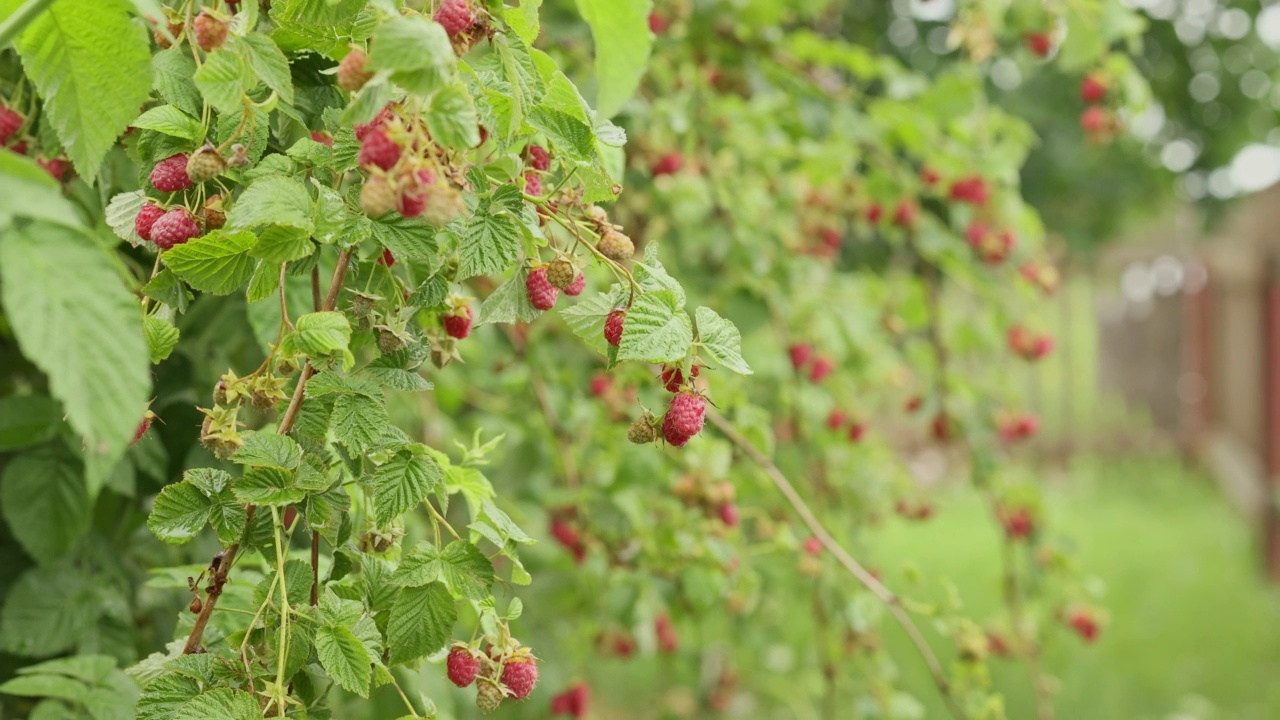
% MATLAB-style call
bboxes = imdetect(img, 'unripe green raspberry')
[598,229,634,261]
[627,412,658,444]
[546,258,576,289]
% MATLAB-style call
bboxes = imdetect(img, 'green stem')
[0,0,56,49]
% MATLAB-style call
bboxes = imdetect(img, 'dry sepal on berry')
[446,645,482,687]
[443,304,474,339]
[151,208,201,249]
[597,228,634,261]
[150,154,192,193]
[186,144,227,183]
[135,203,165,241]
[546,257,576,289]
[192,11,228,52]
[662,392,706,447]
[603,310,625,347]
[525,267,559,310]
[338,49,373,92]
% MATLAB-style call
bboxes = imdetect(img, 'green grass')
[880,455,1280,719]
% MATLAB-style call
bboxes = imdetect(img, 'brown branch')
[309,263,322,607]
[707,411,968,720]
[183,250,354,654]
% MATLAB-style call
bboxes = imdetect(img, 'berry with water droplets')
[501,656,538,700]
[526,267,559,310]
[528,144,551,171]
[135,203,165,241]
[443,304,473,339]
[434,0,473,37]
[338,49,373,92]
[563,272,585,296]
[151,208,201,249]
[604,310,625,347]
[151,154,192,193]
[546,258,576,289]
[447,646,481,687]
[192,12,228,52]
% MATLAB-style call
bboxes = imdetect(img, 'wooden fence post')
[1263,254,1280,580]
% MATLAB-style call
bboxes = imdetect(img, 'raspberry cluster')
[354,106,466,225]
[1007,325,1054,360]
[964,221,1015,265]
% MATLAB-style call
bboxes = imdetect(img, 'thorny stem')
[183,250,353,655]
[707,411,969,720]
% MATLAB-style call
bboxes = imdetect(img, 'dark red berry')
[717,502,739,527]
[353,107,393,141]
[37,157,67,182]
[663,392,705,445]
[588,374,611,397]
[434,0,473,37]
[652,152,683,177]
[528,144,550,172]
[848,422,867,442]
[525,267,559,310]
[443,305,473,339]
[563,272,585,296]
[524,172,543,197]
[150,208,201,249]
[1025,31,1053,57]
[151,154,192,193]
[446,646,481,687]
[359,128,401,171]
[655,615,678,653]
[788,343,813,370]
[648,12,669,34]
[135,203,165,241]
[948,176,989,206]
[378,248,395,267]
[809,357,834,383]
[0,107,22,144]
[192,12,228,52]
[501,656,538,700]
[1069,610,1100,643]
[604,310,625,347]
[826,410,846,430]
[1081,73,1108,104]
[893,200,917,228]
[550,683,590,718]
[866,202,883,224]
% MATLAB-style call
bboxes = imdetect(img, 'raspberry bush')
[0,0,1149,719]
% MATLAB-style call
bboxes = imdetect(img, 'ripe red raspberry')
[528,144,551,172]
[604,310,625,347]
[446,646,481,687]
[524,171,543,197]
[660,364,698,393]
[905,395,922,413]
[311,130,334,146]
[655,615,678,654]
[663,392,705,442]
[819,226,841,251]
[866,202,883,224]
[135,203,165,241]
[525,267,559,310]
[434,0,473,37]
[1025,31,1053,57]
[788,343,813,370]
[150,208,201,249]
[550,683,590,718]
[443,305,473,339]
[1018,413,1039,437]
[717,502,739,527]
[998,506,1034,541]
[1081,106,1112,134]
[500,656,538,700]
[1068,609,1100,643]
[359,128,401,171]
[150,154,192,193]
[588,373,611,397]
[563,272,585,296]
[808,356,834,383]
[550,515,581,552]
[921,166,940,186]
[803,536,823,556]
[931,413,953,441]
[948,176,989,206]
[192,12,228,52]
[826,410,846,430]
[848,422,867,442]
[648,12,669,34]
[338,49,373,92]
[353,107,394,141]
[0,107,21,144]
[377,248,395,267]
[1080,73,1108,104]
[39,157,68,182]
[652,152,683,177]
[892,199,917,229]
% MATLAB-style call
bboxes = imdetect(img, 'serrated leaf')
[233,467,303,506]
[315,625,371,698]
[142,270,192,313]
[560,287,624,354]
[505,0,542,45]
[573,0,651,118]
[253,559,313,609]
[372,451,443,525]
[228,176,315,233]
[232,433,303,470]
[172,688,263,720]
[368,14,454,96]
[162,230,257,295]
[144,317,180,364]
[0,224,149,480]
[427,82,480,150]
[476,267,539,325]
[369,214,438,258]
[362,366,433,393]
[408,273,449,310]
[131,105,203,141]
[16,0,152,180]
[147,482,212,544]
[250,226,315,264]
[1,448,89,564]
[135,672,201,720]
[0,567,94,657]
[194,49,254,113]
[330,392,387,453]
[634,246,685,307]
[246,260,279,303]
[234,34,294,105]
[152,49,202,118]
[185,468,233,495]
[616,291,692,363]
[386,582,456,664]
[209,492,247,544]
[105,191,148,247]
[694,306,752,374]
[528,106,596,162]
[279,311,351,361]
[458,205,521,279]
[0,153,82,228]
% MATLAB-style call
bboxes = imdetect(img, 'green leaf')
[504,0,542,45]
[16,0,152,179]
[694,306,752,375]
[616,291,692,363]
[253,559,313,608]
[0,566,94,657]
[147,482,212,544]
[228,176,315,233]
[0,675,87,703]
[141,270,193,313]
[0,396,61,451]
[560,287,623,354]
[427,82,480,150]
[105,191,147,247]
[135,672,201,720]
[330,392,388,453]
[279,311,351,361]
[130,105,203,142]
[634,246,685,307]
[573,0,651,118]
[372,451,444,525]
[194,49,254,113]
[144,317,180,364]
[233,467,303,506]
[0,223,149,477]
[185,468,233,495]
[408,273,450,310]
[438,541,495,600]
[209,491,247,544]
[386,582,456,664]
[0,153,81,227]
[476,267,538,325]
[249,226,315,264]
[528,106,596,163]
[233,433,303,470]
[315,625,371,698]
[172,688,263,720]
[234,34,295,105]
[152,48,202,118]
[163,230,257,295]
[458,203,521,279]
[368,14,454,96]
[369,215,438,259]
[269,0,371,59]
[1,449,88,564]
[362,363,432,393]
[20,655,117,683]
